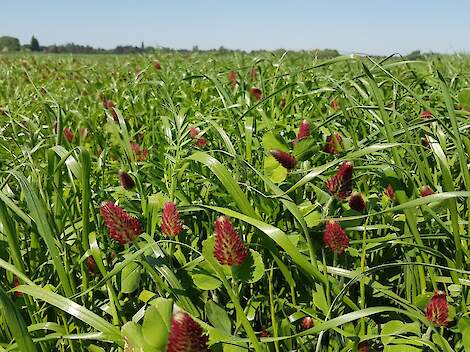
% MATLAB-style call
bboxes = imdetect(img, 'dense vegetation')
[0,52,470,351]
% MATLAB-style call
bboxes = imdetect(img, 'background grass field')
[1,52,470,351]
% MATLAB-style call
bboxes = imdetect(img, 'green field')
[1,52,470,351]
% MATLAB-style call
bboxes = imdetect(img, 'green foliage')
[0,36,20,51]
[0,52,469,351]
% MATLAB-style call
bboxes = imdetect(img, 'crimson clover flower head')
[270,149,297,170]
[166,312,209,352]
[213,216,248,266]
[293,119,311,145]
[100,201,142,245]
[63,127,74,142]
[425,290,448,326]
[301,316,314,330]
[324,133,344,154]
[161,201,183,237]
[384,184,395,200]
[420,185,434,197]
[86,255,97,275]
[118,170,135,190]
[325,161,353,199]
[420,110,433,119]
[349,192,366,212]
[358,341,369,352]
[323,221,349,254]
[250,87,262,101]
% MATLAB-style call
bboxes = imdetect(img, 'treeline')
[0,35,342,57]
[0,35,437,58]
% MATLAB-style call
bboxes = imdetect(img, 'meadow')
[0,52,470,351]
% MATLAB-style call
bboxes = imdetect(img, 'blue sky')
[2,1,469,55]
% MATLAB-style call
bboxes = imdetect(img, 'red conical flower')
[293,119,311,145]
[63,127,74,143]
[118,170,135,190]
[384,184,395,201]
[12,277,24,297]
[86,255,97,275]
[189,126,208,147]
[420,185,434,197]
[79,127,88,141]
[100,201,142,245]
[250,87,262,101]
[214,216,248,266]
[196,138,208,148]
[420,110,432,119]
[166,312,209,352]
[130,142,149,161]
[330,99,340,111]
[154,61,161,70]
[421,137,430,148]
[358,341,369,352]
[228,70,237,88]
[301,316,314,330]
[324,133,344,154]
[425,290,448,326]
[161,202,183,237]
[249,67,257,80]
[325,161,353,199]
[270,150,297,170]
[323,221,349,254]
[259,328,270,337]
[189,126,200,138]
[349,192,366,212]
[103,98,118,122]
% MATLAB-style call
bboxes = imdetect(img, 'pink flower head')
[196,138,208,148]
[118,170,135,190]
[100,201,142,245]
[301,317,314,330]
[325,161,353,199]
[249,67,257,80]
[63,127,74,143]
[103,99,115,110]
[425,290,448,326]
[228,70,237,88]
[130,142,149,161]
[161,202,183,237]
[79,127,88,141]
[323,221,349,254]
[293,119,311,145]
[330,100,340,111]
[214,216,248,266]
[358,341,369,352]
[324,133,344,154]
[166,312,209,352]
[86,255,97,275]
[270,150,297,170]
[384,184,395,200]
[189,126,200,138]
[349,192,366,212]
[421,110,433,119]
[103,99,118,122]
[12,277,24,297]
[250,87,262,101]
[420,185,434,197]
[154,61,161,70]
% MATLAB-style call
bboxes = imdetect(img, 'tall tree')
[30,36,40,52]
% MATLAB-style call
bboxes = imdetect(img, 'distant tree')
[0,36,20,52]
[192,45,199,52]
[406,50,423,60]
[30,36,40,52]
